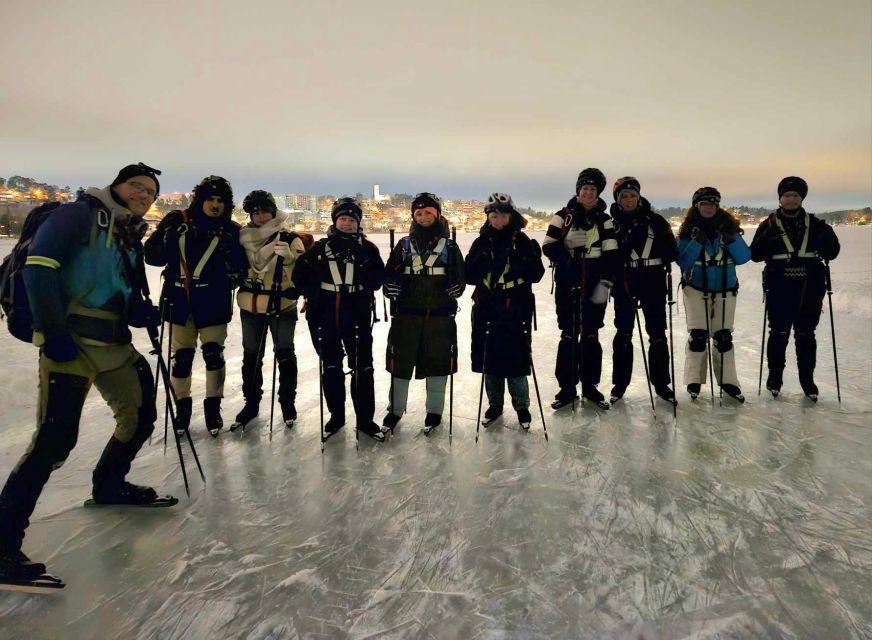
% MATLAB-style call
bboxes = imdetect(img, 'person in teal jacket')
[0,163,171,586]
[676,187,751,402]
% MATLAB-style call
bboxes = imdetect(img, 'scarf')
[239,211,290,279]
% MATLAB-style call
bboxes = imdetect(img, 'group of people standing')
[0,162,841,587]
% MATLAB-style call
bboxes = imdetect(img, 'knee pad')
[713,329,733,353]
[39,373,89,469]
[275,347,295,365]
[613,332,633,350]
[202,342,225,371]
[133,356,157,426]
[171,347,195,378]
[689,329,708,352]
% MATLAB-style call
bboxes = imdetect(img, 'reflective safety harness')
[321,243,364,292]
[693,240,733,269]
[771,213,814,260]
[566,223,602,258]
[175,211,222,302]
[402,236,447,275]
[627,223,662,267]
[483,238,526,291]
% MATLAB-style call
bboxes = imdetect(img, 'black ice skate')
[609,385,626,404]
[517,408,532,430]
[721,384,746,404]
[687,383,701,400]
[654,384,676,404]
[357,421,386,442]
[550,390,578,410]
[230,400,260,432]
[482,406,503,427]
[86,482,178,508]
[204,397,223,437]
[381,412,401,434]
[282,402,297,429]
[0,551,64,594]
[582,385,610,410]
[423,412,441,435]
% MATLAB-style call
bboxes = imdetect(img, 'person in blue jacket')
[676,187,751,402]
[0,163,170,584]
[144,176,248,436]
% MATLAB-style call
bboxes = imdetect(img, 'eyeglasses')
[126,180,157,199]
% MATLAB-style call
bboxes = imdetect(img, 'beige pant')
[683,287,739,387]
[38,341,147,443]
[169,318,228,398]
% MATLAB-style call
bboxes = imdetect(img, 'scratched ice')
[0,229,869,639]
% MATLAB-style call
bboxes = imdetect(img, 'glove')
[128,299,161,329]
[274,240,293,261]
[691,226,709,244]
[383,281,402,300]
[43,333,78,362]
[446,282,464,299]
[590,279,612,304]
[720,226,736,244]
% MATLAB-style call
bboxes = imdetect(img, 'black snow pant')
[611,268,670,390]
[554,286,607,397]
[765,276,825,392]
[0,345,155,555]
[308,316,375,426]
[240,308,298,410]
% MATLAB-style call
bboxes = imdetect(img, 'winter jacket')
[676,211,750,293]
[750,208,840,289]
[292,226,385,330]
[542,197,619,294]
[23,186,148,345]
[237,212,306,315]
[144,208,247,328]
[466,223,545,377]
[383,218,464,378]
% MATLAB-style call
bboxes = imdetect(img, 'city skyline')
[2,1,870,212]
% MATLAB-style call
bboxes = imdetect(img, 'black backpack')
[0,197,105,342]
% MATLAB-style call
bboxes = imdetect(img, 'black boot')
[517,408,532,430]
[232,400,260,431]
[687,383,701,400]
[0,549,46,581]
[175,397,193,435]
[277,348,298,427]
[204,397,223,437]
[423,412,441,434]
[357,421,386,442]
[654,384,676,404]
[609,385,626,404]
[281,401,297,428]
[551,389,578,410]
[382,412,401,433]
[722,384,745,403]
[482,405,503,427]
[582,384,610,410]
[324,414,345,439]
[92,481,158,505]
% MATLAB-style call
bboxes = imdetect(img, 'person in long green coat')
[382,193,465,433]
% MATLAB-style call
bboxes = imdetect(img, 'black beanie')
[331,197,363,223]
[410,192,442,215]
[777,176,808,199]
[111,162,161,195]
[576,168,607,195]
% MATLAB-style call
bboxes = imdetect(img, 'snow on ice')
[0,229,870,639]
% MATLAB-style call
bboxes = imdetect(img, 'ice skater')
[465,193,545,429]
[381,192,464,434]
[750,176,841,401]
[676,187,751,402]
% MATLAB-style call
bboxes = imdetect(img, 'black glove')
[384,281,403,300]
[128,298,161,329]
[446,282,464,299]
[43,333,78,362]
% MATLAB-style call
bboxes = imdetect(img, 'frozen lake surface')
[0,227,870,639]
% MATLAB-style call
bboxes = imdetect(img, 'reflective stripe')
[25,255,60,269]
[324,244,356,288]
[404,266,446,275]
[627,258,662,268]
[192,236,221,279]
[601,238,618,251]
[494,277,526,290]
[772,213,814,260]
[572,247,603,258]
[407,237,447,275]
[320,282,364,292]
[629,226,655,261]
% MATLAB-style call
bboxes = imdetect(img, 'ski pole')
[163,303,174,452]
[150,296,166,446]
[634,299,656,416]
[758,288,767,396]
[354,324,360,450]
[266,257,285,436]
[475,321,490,444]
[824,260,841,403]
[318,328,325,453]
[449,340,455,439]
[719,246,728,406]
[526,322,548,441]
[666,267,677,419]
[700,245,715,406]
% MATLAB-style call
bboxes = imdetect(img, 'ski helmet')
[484,192,517,214]
[243,190,277,216]
[777,176,808,200]
[331,196,363,223]
[692,186,721,206]
[576,168,607,196]
[612,176,641,202]
[411,192,442,215]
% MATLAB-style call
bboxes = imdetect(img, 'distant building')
[373,183,390,203]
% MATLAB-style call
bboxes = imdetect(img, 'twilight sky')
[2,0,870,212]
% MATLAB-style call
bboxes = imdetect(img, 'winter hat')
[111,162,161,195]
[692,186,721,206]
[193,175,234,209]
[576,168,607,195]
[612,176,641,202]
[331,196,363,223]
[485,192,527,228]
[411,192,442,215]
[777,176,808,200]
[243,190,277,216]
